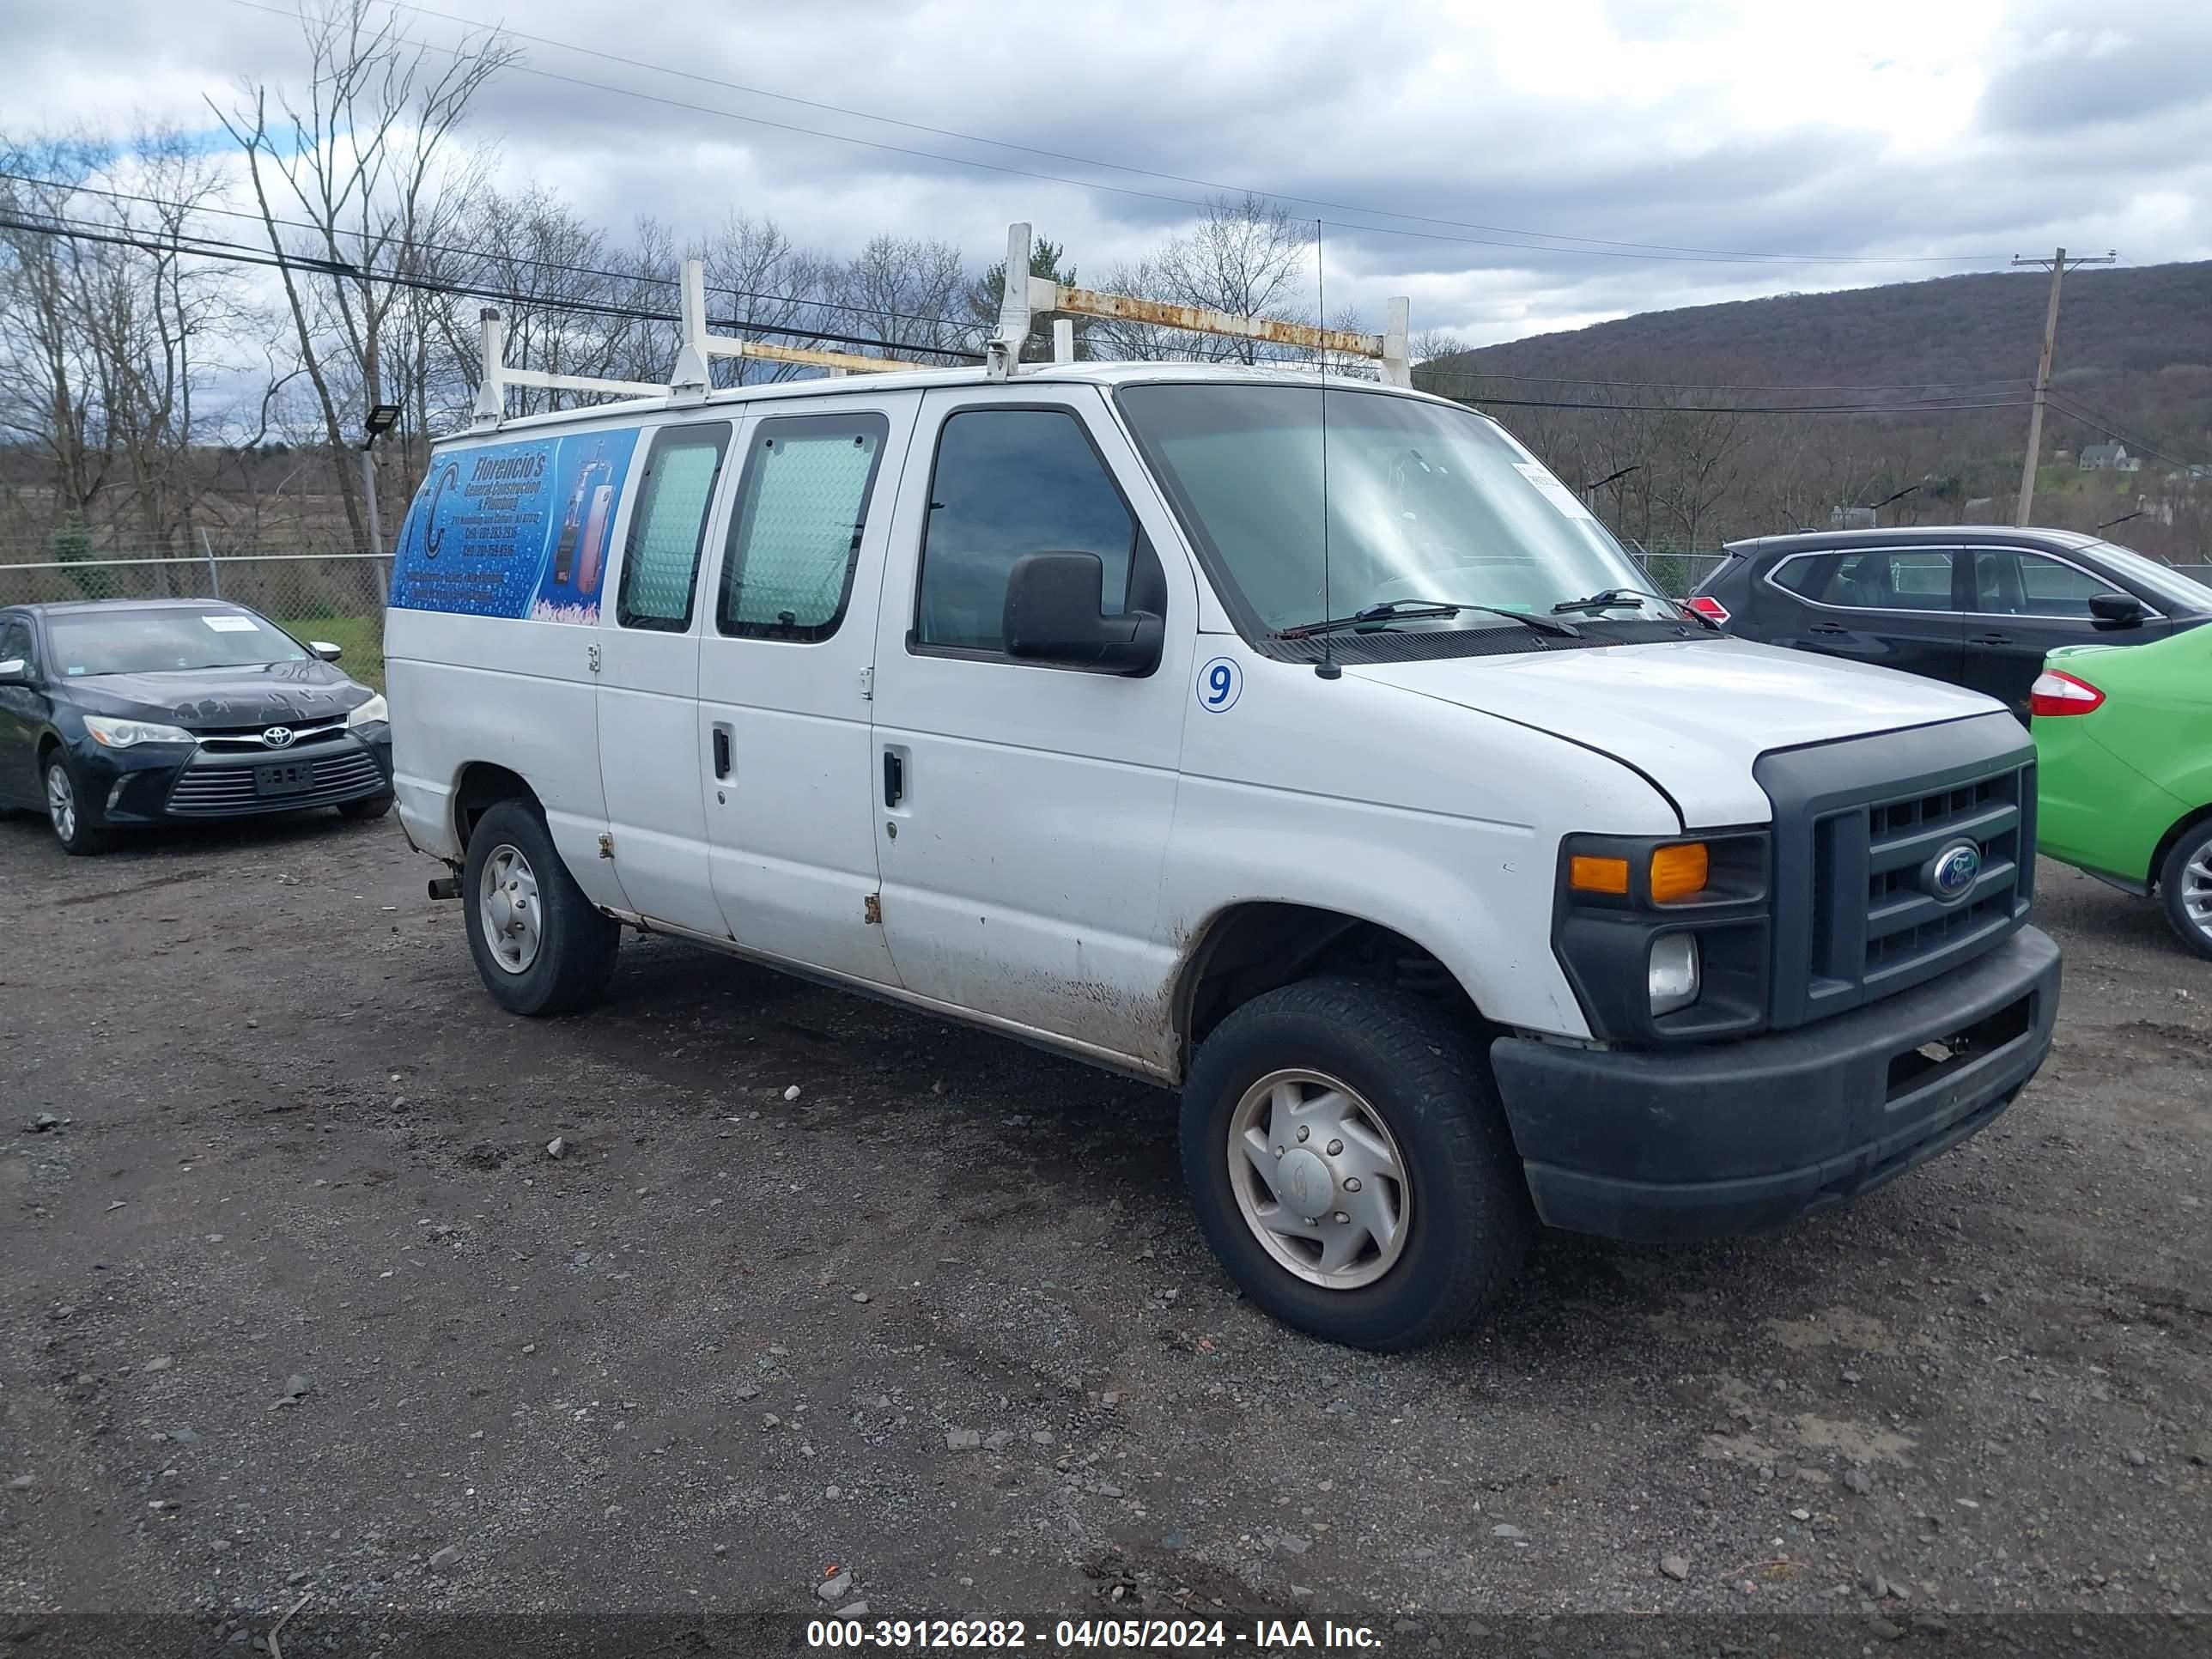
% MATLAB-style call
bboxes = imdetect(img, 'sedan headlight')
[83,714,195,748]
[346,693,389,727]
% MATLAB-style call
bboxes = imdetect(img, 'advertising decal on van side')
[391,428,641,623]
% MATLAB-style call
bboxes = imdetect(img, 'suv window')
[1971,549,2112,619]
[618,422,731,631]
[0,616,29,668]
[718,413,890,642]
[1776,549,1955,611]
[916,407,1135,653]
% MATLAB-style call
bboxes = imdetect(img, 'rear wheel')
[2159,820,2212,962]
[461,799,619,1014]
[44,753,112,856]
[1180,977,1534,1351]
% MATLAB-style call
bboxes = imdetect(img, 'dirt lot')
[2,809,2207,1655]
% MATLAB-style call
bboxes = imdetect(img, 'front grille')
[165,748,385,817]
[195,720,349,754]
[1758,717,2035,1030]
[1860,770,2027,988]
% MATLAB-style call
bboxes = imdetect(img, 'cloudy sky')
[8,0,2210,346]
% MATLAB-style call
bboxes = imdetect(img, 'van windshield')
[1116,382,1658,635]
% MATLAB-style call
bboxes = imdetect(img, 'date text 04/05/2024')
[805,1617,1383,1650]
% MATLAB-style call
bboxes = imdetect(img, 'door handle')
[1807,622,1850,636]
[1970,633,2012,647]
[883,750,905,808]
[712,726,732,780]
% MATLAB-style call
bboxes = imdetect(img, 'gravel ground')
[1,809,2206,1656]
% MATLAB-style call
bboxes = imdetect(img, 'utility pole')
[2012,246,2115,526]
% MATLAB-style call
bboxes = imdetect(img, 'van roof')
[468,359,1464,439]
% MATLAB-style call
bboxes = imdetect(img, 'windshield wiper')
[1552,587,1718,629]
[1279,599,1580,640]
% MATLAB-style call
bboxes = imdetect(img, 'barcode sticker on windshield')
[1513,462,1597,521]
[201,615,258,632]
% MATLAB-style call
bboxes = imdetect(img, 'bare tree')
[1097,194,1314,362]
[214,0,516,553]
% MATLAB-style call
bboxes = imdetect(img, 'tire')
[337,792,395,822]
[461,799,620,1015]
[1180,976,1534,1352]
[42,751,112,856]
[2158,819,2212,962]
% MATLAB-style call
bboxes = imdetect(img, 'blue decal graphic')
[1196,655,1242,712]
[390,428,641,623]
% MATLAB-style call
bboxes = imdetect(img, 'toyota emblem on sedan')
[1924,838,1982,903]
[261,726,295,749]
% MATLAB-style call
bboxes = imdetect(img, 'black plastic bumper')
[82,728,393,825]
[1491,926,2060,1243]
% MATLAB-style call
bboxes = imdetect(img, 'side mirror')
[1002,553,1164,675]
[2088,591,2146,628]
[0,659,27,685]
[309,640,344,662]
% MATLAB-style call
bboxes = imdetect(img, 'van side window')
[617,422,731,631]
[915,408,1135,654]
[717,413,890,642]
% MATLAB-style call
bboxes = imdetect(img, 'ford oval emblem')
[262,726,295,749]
[1925,838,1982,904]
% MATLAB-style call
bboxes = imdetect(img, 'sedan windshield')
[48,609,308,677]
[1117,382,1658,635]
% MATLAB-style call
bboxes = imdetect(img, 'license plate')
[254,762,315,797]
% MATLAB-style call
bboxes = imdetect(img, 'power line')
[222,0,2008,270]
[2043,389,2212,471]
[0,210,988,362]
[0,168,981,340]
[357,0,2008,270]
[1410,362,2033,415]
[1413,363,2032,395]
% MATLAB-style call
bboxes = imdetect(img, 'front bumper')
[1491,926,2060,1243]
[82,726,393,825]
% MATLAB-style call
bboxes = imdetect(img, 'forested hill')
[1436,259,2212,463]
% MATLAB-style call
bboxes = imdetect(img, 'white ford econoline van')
[387,280,2058,1351]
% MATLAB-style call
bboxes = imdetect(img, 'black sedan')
[0,599,393,854]
[1686,526,2212,719]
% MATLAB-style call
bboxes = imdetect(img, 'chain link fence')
[0,553,392,688]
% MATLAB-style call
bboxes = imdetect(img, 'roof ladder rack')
[669,258,926,397]
[986,222,1410,386]
[472,258,935,428]
[471,309,665,428]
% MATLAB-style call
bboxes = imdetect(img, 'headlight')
[1649,933,1702,1015]
[83,714,194,748]
[347,693,389,727]
[1553,830,1770,1042]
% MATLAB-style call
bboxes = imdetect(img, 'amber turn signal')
[1569,854,1632,895]
[1650,842,1711,903]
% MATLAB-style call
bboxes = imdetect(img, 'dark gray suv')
[1687,526,2212,719]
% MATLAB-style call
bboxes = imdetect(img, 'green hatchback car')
[2033,624,2212,958]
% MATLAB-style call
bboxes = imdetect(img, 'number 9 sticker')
[1196,655,1243,712]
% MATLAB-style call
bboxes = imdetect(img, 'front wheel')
[1180,977,1534,1351]
[44,755,112,856]
[461,799,620,1015]
[2159,820,2212,962]
[337,792,395,822]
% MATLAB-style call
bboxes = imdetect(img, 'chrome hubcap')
[1226,1068,1412,1291]
[478,843,543,974]
[46,763,76,842]
[2183,843,2212,933]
